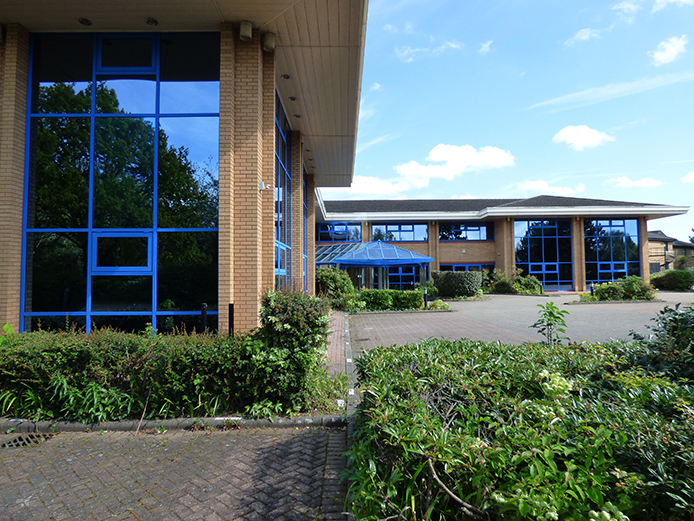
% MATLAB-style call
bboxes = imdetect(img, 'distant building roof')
[318,194,688,222]
[648,230,678,243]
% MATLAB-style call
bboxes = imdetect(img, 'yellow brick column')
[638,216,650,284]
[290,131,304,290]
[306,175,316,294]
[495,218,515,273]
[261,48,275,292]
[0,24,30,331]
[571,216,586,292]
[218,23,236,334]
[232,29,266,332]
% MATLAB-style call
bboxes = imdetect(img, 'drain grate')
[2,433,55,448]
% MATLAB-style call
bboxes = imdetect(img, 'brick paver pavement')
[0,428,348,521]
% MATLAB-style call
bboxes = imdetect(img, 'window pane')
[96,77,156,114]
[94,117,155,228]
[529,238,543,262]
[25,232,87,312]
[91,276,151,311]
[158,117,219,228]
[91,315,151,334]
[27,316,86,333]
[32,34,93,114]
[558,238,572,262]
[514,221,528,237]
[558,220,571,236]
[96,236,148,267]
[28,117,90,228]
[101,37,153,68]
[158,314,218,334]
[414,225,428,241]
[158,232,218,312]
[543,238,558,262]
[160,33,220,114]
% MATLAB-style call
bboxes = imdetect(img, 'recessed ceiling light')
[281,74,290,80]
[288,96,297,101]
[78,18,93,26]
[293,114,301,118]
[146,18,158,26]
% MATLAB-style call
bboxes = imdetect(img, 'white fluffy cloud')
[552,125,616,151]
[608,176,662,187]
[451,193,475,199]
[479,40,493,54]
[653,0,694,12]
[565,28,601,45]
[683,171,694,182]
[649,35,688,66]
[394,144,515,187]
[395,40,462,62]
[518,180,585,196]
[613,2,641,13]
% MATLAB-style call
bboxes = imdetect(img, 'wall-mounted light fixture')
[259,181,273,191]
[145,18,158,26]
[239,21,252,41]
[262,32,276,52]
[280,74,290,80]
[78,18,93,26]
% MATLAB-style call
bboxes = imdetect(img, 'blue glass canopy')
[330,241,433,267]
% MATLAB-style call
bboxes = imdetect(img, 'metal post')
[590,282,594,297]
[424,287,428,308]
[229,303,234,336]
[201,303,208,333]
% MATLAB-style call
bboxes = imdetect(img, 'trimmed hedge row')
[431,270,482,298]
[651,269,694,291]
[0,290,336,423]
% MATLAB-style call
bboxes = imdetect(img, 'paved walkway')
[1,428,347,521]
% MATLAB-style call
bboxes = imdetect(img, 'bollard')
[201,302,208,333]
[590,282,594,297]
[424,287,428,308]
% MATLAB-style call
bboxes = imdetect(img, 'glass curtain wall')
[514,219,573,291]
[584,219,640,283]
[274,94,292,288]
[23,33,220,332]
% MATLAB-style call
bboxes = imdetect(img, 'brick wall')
[0,24,29,331]
[261,50,275,292]
[218,23,236,334]
[290,131,304,290]
[571,217,586,291]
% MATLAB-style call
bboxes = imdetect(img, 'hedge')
[431,270,482,297]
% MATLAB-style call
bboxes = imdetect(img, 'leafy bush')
[346,338,694,520]
[0,290,338,422]
[315,266,356,306]
[488,267,543,295]
[358,289,394,311]
[630,304,694,381]
[426,299,449,310]
[416,279,439,299]
[431,270,482,297]
[593,276,655,301]
[391,290,424,311]
[651,269,694,291]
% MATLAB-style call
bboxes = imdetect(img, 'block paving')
[0,427,348,520]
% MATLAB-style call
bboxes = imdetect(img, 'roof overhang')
[321,205,690,222]
[0,0,368,188]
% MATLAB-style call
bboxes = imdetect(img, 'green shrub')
[594,281,625,301]
[416,279,439,299]
[651,269,694,291]
[426,299,449,310]
[346,338,694,520]
[315,266,355,306]
[431,270,482,297]
[0,290,337,422]
[488,267,543,295]
[593,277,656,301]
[675,256,688,271]
[358,289,394,311]
[391,290,424,311]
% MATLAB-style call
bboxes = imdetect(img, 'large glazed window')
[584,219,640,283]
[275,95,292,289]
[317,222,361,242]
[514,219,573,291]
[23,33,220,333]
[439,222,493,241]
[372,223,428,242]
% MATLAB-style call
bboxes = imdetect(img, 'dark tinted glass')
[96,236,149,267]
[91,276,151,311]
[101,37,153,68]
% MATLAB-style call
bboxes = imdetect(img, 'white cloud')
[518,180,586,196]
[370,82,382,91]
[321,175,411,199]
[613,2,641,13]
[394,144,515,188]
[383,24,398,32]
[528,71,694,111]
[395,40,462,62]
[608,176,662,187]
[553,125,616,151]
[653,0,694,12]
[565,28,601,45]
[683,171,694,182]
[649,35,688,66]
[479,40,493,55]
[451,193,475,199]
[356,134,398,154]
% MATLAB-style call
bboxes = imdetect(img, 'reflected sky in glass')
[159,117,219,173]
[160,81,220,114]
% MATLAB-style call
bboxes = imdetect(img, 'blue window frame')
[387,266,425,291]
[274,94,292,288]
[317,222,361,242]
[439,264,495,272]
[439,223,493,241]
[514,219,573,291]
[372,223,428,242]
[22,32,220,333]
[584,219,640,283]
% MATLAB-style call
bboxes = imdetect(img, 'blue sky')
[322,0,694,242]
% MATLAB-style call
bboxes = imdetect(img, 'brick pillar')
[571,216,586,292]
[0,24,30,331]
[638,216,650,283]
[429,221,439,269]
[290,131,304,290]
[232,29,266,332]
[306,175,316,294]
[495,217,515,273]
[218,24,236,334]
[261,49,275,292]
